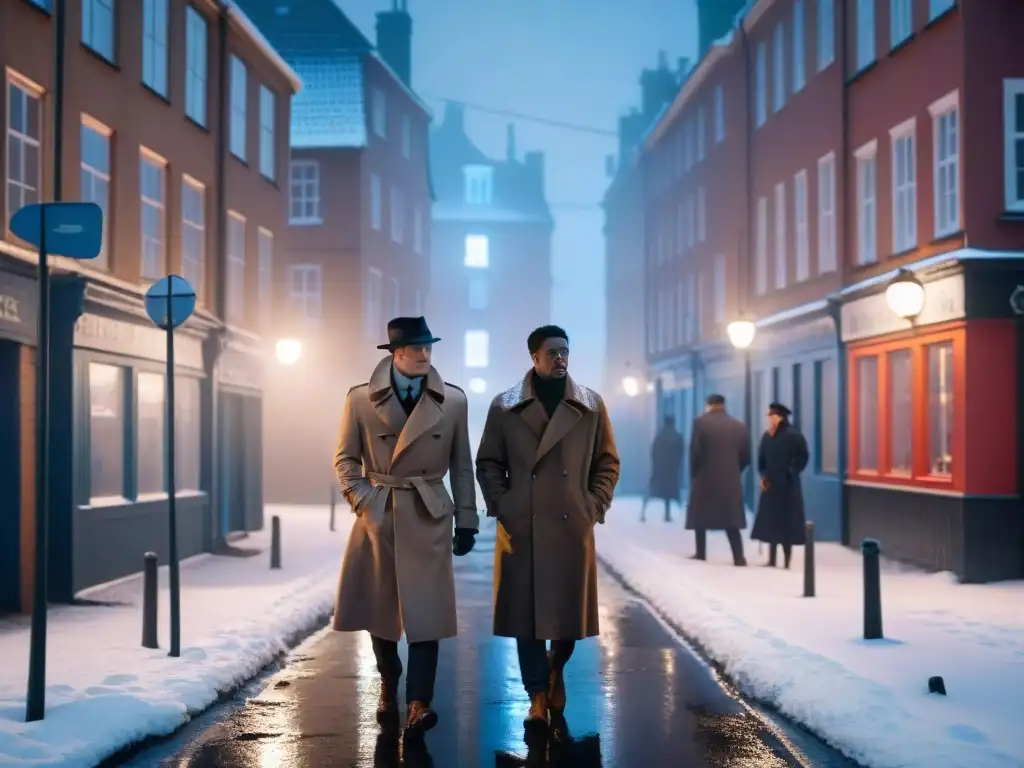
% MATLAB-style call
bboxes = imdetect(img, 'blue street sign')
[9,202,103,259]
[144,275,197,330]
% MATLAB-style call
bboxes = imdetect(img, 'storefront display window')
[857,356,878,471]
[888,349,912,474]
[175,376,202,491]
[928,341,953,476]
[89,363,126,500]
[815,358,838,474]
[137,371,165,495]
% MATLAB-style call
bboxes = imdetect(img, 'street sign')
[9,202,103,259]
[144,275,197,330]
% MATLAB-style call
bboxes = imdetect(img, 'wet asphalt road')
[147,526,841,767]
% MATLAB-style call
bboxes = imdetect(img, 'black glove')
[453,527,477,556]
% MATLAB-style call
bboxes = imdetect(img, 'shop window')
[137,372,166,496]
[814,358,838,474]
[928,342,953,475]
[89,363,126,501]
[888,349,912,474]
[857,356,879,471]
[175,376,201,492]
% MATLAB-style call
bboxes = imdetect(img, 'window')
[468,277,488,310]
[755,43,767,128]
[889,349,912,475]
[181,177,205,302]
[390,186,403,243]
[755,196,768,295]
[685,118,696,170]
[928,342,953,475]
[815,358,838,473]
[6,77,43,226]
[370,173,382,230]
[288,160,320,224]
[89,363,126,500]
[772,24,786,113]
[857,356,879,471]
[929,0,955,21]
[774,182,786,289]
[185,8,208,126]
[713,255,726,324]
[464,330,489,368]
[930,92,959,236]
[856,0,875,71]
[817,152,836,273]
[226,212,245,324]
[714,85,725,143]
[229,56,247,160]
[257,228,272,326]
[686,194,696,248]
[464,165,494,205]
[140,150,167,279]
[79,118,111,269]
[890,0,913,48]
[1004,80,1024,213]
[289,264,322,322]
[891,119,917,253]
[401,114,411,159]
[142,0,168,96]
[855,141,878,264]
[696,105,706,161]
[697,186,707,242]
[137,372,165,496]
[793,0,806,92]
[794,170,809,282]
[82,0,115,62]
[175,376,201,492]
[413,206,423,253]
[464,234,488,268]
[259,86,275,180]
[372,88,386,138]
[365,268,382,335]
[817,0,835,71]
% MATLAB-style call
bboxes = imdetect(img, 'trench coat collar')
[368,355,446,467]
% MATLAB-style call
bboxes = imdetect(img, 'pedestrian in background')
[476,325,620,731]
[332,317,479,740]
[685,394,749,566]
[751,402,809,569]
[640,415,684,522]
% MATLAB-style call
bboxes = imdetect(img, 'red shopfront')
[841,261,1024,582]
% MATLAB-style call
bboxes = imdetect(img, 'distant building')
[236,0,433,504]
[428,103,553,439]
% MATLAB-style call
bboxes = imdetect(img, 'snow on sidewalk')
[597,497,1024,768]
[0,505,349,768]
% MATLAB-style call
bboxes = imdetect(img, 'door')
[0,342,22,612]
[218,393,247,536]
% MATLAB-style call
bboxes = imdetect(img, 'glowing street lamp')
[885,268,926,322]
[726,318,756,350]
[621,376,640,398]
[275,338,303,366]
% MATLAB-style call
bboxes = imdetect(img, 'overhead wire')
[421,93,618,138]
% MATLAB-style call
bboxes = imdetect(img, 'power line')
[422,93,618,138]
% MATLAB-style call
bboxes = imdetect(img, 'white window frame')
[185,7,208,126]
[772,23,786,113]
[464,234,489,268]
[817,152,837,273]
[755,196,768,295]
[714,84,725,143]
[697,186,707,242]
[1004,79,1024,213]
[365,267,382,337]
[181,176,205,302]
[755,43,767,128]
[856,0,875,71]
[929,90,960,237]
[713,254,726,324]
[257,228,272,326]
[401,114,411,159]
[288,159,321,225]
[229,55,247,160]
[6,74,44,233]
[140,148,167,280]
[390,186,403,243]
[226,211,246,325]
[464,330,489,369]
[288,263,322,323]
[82,0,115,63]
[142,0,169,97]
[817,0,835,71]
[370,173,382,231]
[463,164,494,205]
[890,0,913,49]
[793,0,806,93]
[79,115,112,269]
[794,170,809,281]
[890,117,918,253]
[855,139,878,265]
[929,0,955,22]
[258,85,275,180]
[696,104,706,161]
[774,181,787,289]
[372,88,386,138]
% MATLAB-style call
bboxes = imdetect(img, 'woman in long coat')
[641,415,684,522]
[751,402,809,568]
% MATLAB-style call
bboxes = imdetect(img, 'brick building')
[638,0,1024,580]
[0,0,298,611]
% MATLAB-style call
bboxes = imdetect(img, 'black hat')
[377,316,441,351]
[768,402,792,418]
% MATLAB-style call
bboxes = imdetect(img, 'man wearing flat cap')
[752,401,809,569]
[332,316,479,739]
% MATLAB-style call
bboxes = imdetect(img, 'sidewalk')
[596,497,1024,768]
[0,505,349,768]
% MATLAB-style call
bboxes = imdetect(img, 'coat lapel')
[535,401,582,465]
[391,366,446,467]
[520,400,549,439]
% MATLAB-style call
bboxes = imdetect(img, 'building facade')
[0,0,297,612]
[640,0,1024,581]
[236,0,433,504]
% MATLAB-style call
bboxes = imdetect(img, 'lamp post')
[885,268,926,324]
[727,317,757,508]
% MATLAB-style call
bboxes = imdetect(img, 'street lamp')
[621,376,640,398]
[885,268,926,322]
[275,338,302,366]
[726,318,756,350]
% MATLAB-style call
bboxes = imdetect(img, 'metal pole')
[861,538,883,640]
[742,348,754,509]
[803,521,816,598]
[142,552,159,649]
[270,515,281,569]
[166,289,180,658]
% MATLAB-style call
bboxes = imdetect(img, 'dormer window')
[463,164,494,205]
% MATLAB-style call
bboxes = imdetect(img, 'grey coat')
[685,409,751,531]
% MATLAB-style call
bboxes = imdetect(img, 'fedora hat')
[377,316,442,351]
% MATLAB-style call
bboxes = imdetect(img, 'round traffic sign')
[145,275,197,330]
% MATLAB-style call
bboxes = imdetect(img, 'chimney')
[524,151,545,190]
[506,123,517,162]
[444,101,465,133]
[375,0,413,87]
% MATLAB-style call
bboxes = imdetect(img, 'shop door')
[0,342,22,612]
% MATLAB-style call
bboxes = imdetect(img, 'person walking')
[640,415,684,522]
[751,402,810,569]
[332,317,479,739]
[685,394,749,566]
[476,325,620,729]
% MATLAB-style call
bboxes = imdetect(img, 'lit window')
[464,234,489,268]
[1003,79,1024,213]
[463,165,494,205]
[140,150,167,279]
[289,160,321,224]
[259,86,275,180]
[855,142,878,265]
[80,118,111,268]
[857,356,879,471]
[230,56,247,160]
[930,92,959,236]
[142,0,169,96]
[891,119,917,253]
[175,376,201,491]
[89,363,126,501]
[464,330,489,368]
[468,378,487,394]
[815,358,838,474]
[289,264,322,322]
[137,372,166,496]
[82,0,115,62]
[928,342,953,475]
[889,350,913,475]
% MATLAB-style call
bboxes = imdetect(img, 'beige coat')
[332,356,478,643]
[476,372,620,640]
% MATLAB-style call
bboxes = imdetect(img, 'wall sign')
[0,270,38,344]
[841,273,965,343]
[75,312,204,369]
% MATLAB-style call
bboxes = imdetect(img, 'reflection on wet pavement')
[157,526,837,767]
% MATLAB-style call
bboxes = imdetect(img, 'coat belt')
[362,470,449,525]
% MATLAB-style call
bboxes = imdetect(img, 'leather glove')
[453,527,477,556]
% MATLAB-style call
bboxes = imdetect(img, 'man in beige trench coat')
[333,317,479,739]
[476,325,620,728]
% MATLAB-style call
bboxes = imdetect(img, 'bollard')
[270,515,282,570]
[142,552,159,649]
[803,521,816,598]
[861,538,883,640]
[329,484,336,532]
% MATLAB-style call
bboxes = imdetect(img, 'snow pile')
[597,497,1024,768]
[0,505,349,767]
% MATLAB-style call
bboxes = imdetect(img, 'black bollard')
[142,552,159,649]
[861,538,883,640]
[329,484,336,532]
[803,521,816,598]
[928,676,947,695]
[270,515,282,570]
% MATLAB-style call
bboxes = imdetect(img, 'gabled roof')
[225,0,302,92]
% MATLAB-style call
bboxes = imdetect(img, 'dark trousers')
[769,543,793,568]
[371,635,439,705]
[517,638,576,696]
[694,528,746,564]
[640,497,674,521]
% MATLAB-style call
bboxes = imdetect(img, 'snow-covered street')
[597,497,1024,768]
[0,506,348,768]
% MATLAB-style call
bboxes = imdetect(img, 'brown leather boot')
[548,665,566,712]
[404,700,438,739]
[524,692,549,727]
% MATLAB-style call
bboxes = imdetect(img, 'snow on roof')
[288,55,367,149]
[225,0,302,93]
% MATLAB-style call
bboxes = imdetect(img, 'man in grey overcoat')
[685,393,749,566]
[333,317,479,739]
[476,325,620,729]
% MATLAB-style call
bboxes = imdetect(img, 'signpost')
[143,275,197,659]
[10,202,104,722]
